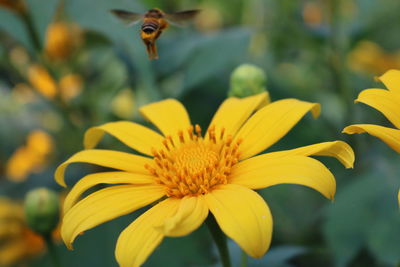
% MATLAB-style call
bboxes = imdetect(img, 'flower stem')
[44,234,61,267]
[206,215,231,267]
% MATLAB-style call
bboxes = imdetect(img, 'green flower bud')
[24,188,59,235]
[229,64,267,98]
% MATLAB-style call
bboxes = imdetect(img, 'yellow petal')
[355,89,400,129]
[84,121,164,156]
[343,124,400,153]
[235,99,320,159]
[262,141,355,169]
[398,189,400,207]
[55,149,152,187]
[63,172,157,213]
[207,92,269,137]
[378,69,400,93]
[139,99,191,136]
[156,195,208,237]
[205,184,272,258]
[62,184,165,249]
[115,198,180,267]
[229,155,336,200]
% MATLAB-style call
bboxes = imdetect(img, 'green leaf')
[221,241,307,267]
[81,48,128,124]
[0,9,32,50]
[183,28,251,92]
[26,0,59,42]
[144,226,214,267]
[323,157,400,267]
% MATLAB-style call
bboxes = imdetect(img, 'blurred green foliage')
[1,0,400,266]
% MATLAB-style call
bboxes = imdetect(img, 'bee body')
[111,8,200,60]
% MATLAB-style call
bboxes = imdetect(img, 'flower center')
[145,125,241,198]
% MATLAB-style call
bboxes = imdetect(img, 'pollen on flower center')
[145,125,242,198]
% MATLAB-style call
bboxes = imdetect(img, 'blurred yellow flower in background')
[6,130,54,182]
[348,41,400,75]
[56,92,354,267]
[59,73,83,102]
[27,64,83,101]
[111,89,136,120]
[343,69,400,205]
[27,65,57,100]
[0,197,44,266]
[45,21,82,61]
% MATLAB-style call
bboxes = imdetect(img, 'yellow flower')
[347,41,400,75]
[0,197,44,266]
[343,69,400,205]
[59,73,83,101]
[45,22,82,61]
[56,93,354,267]
[6,130,54,182]
[111,89,136,119]
[26,64,84,102]
[27,64,57,99]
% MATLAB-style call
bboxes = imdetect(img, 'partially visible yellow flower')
[56,93,354,267]
[348,41,400,75]
[59,74,83,101]
[45,22,82,61]
[26,64,84,102]
[6,130,54,182]
[0,197,44,266]
[111,89,136,119]
[27,65,57,99]
[0,0,26,14]
[26,130,53,156]
[343,69,400,205]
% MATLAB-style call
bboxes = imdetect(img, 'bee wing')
[110,9,143,26]
[165,9,201,27]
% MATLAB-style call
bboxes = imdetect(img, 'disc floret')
[145,125,242,198]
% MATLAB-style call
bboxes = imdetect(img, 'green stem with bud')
[44,234,61,267]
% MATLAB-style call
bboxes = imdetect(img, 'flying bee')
[111,8,200,60]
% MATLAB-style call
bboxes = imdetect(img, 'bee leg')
[142,39,153,59]
[151,43,159,60]
[147,43,154,59]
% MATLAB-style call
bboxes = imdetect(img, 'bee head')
[146,8,163,18]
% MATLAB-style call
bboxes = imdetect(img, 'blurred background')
[0,0,400,266]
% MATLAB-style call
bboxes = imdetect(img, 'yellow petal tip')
[311,103,321,118]
[342,126,355,134]
[54,167,67,187]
